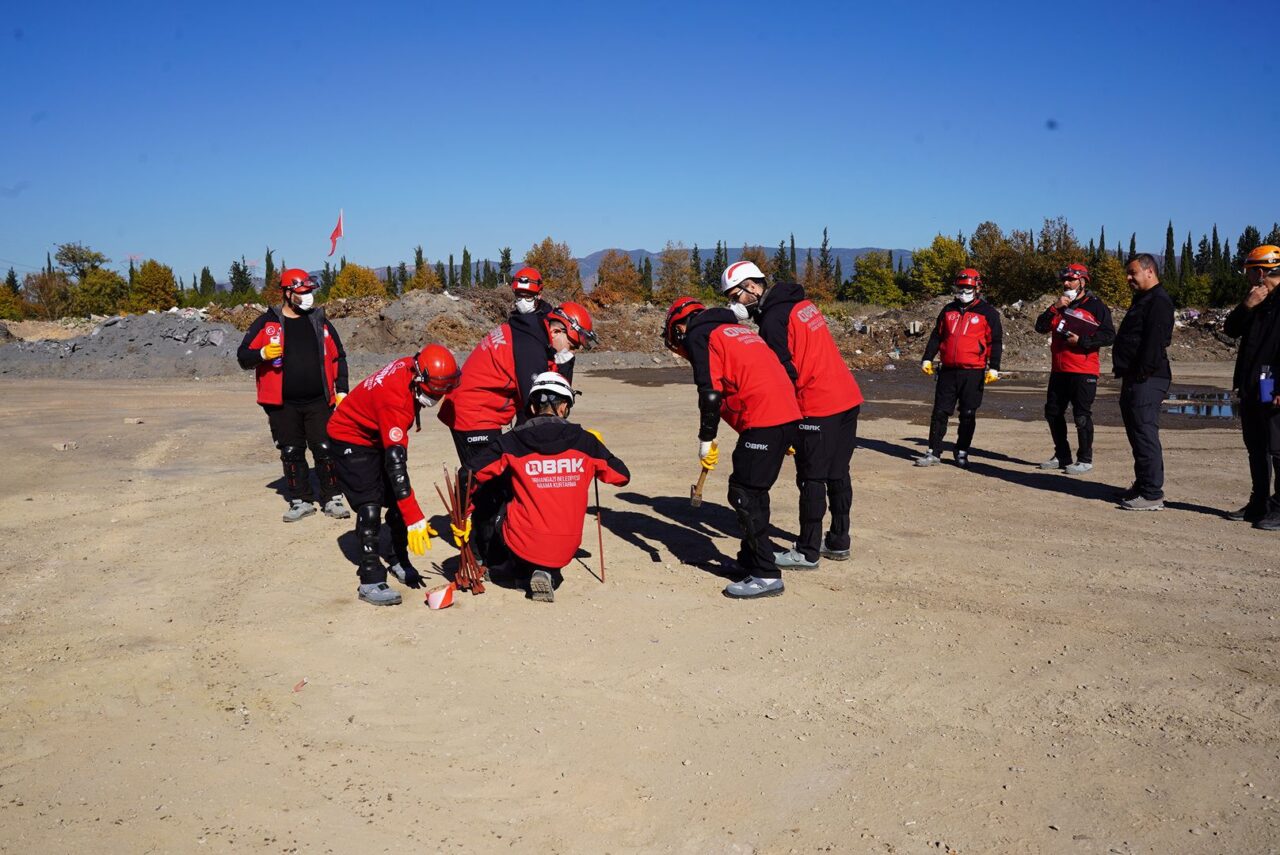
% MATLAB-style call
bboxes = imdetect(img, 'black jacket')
[755,281,803,382]
[1224,288,1280,395]
[509,310,572,421]
[1112,284,1173,381]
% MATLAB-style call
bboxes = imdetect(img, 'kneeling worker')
[456,372,629,602]
[326,344,462,606]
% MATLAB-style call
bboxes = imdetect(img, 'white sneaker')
[283,499,316,522]
[1038,457,1062,470]
[914,452,942,467]
[1063,462,1093,475]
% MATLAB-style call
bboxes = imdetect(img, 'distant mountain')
[576,247,912,286]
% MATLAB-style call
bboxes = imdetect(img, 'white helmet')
[719,260,766,294]
[528,371,576,412]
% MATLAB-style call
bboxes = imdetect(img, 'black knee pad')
[1072,411,1092,429]
[356,503,381,553]
[311,439,332,461]
[958,410,977,424]
[279,443,306,464]
[727,483,762,538]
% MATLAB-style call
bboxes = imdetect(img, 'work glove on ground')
[921,360,934,376]
[406,519,435,556]
[261,340,283,361]
[698,440,719,471]
[451,517,472,547]
[984,369,1000,384]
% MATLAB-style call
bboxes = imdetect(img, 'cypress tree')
[385,266,395,296]
[499,247,512,282]
[1129,233,1137,260]
[1163,222,1177,284]
[199,266,216,297]
[46,252,52,275]
[1098,225,1106,258]
[772,241,789,280]
[818,227,833,284]
[434,261,447,285]
[460,248,472,288]
[448,254,456,289]
[4,268,17,295]
[414,245,425,275]
[789,234,796,279]
[833,257,843,291]
[397,262,408,292]
[642,257,653,294]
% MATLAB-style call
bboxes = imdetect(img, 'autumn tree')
[22,271,71,319]
[71,267,128,315]
[0,273,23,319]
[525,237,582,295]
[1089,252,1130,310]
[654,241,695,303]
[329,263,387,299]
[54,242,108,282]
[128,260,178,312]
[591,249,645,306]
[404,262,443,293]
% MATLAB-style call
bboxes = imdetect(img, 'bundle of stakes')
[436,467,485,594]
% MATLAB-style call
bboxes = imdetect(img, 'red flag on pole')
[328,210,344,257]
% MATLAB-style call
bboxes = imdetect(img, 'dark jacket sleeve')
[1034,306,1058,335]
[1077,297,1116,352]
[236,312,270,370]
[586,434,631,487]
[922,308,947,363]
[1224,303,1252,339]
[1137,293,1174,379]
[325,318,349,394]
[461,436,510,488]
[983,303,1004,370]
[758,306,799,383]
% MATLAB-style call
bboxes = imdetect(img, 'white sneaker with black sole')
[529,569,555,602]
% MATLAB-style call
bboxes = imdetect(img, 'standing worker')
[720,261,864,568]
[917,268,1004,468]
[1033,263,1116,474]
[237,268,350,522]
[1223,245,1280,528]
[456,372,630,602]
[326,344,461,605]
[510,265,554,318]
[1113,253,1175,511]
[663,297,801,599]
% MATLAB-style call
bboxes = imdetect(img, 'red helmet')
[413,343,461,399]
[1060,263,1090,283]
[280,268,317,293]
[547,301,598,350]
[662,297,705,358]
[511,266,543,295]
[953,268,983,289]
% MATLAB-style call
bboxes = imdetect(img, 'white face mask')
[1063,289,1079,302]
[415,392,438,408]
[514,296,537,314]
[729,301,751,322]
[956,289,975,304]
[294,292,315,311]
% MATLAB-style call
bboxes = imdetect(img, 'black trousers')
[331,442,409,584]
[1119,376,1169,500]
[1239,398,1280,511]
[928,368,985,453]
[263,397,339,503]
[794,406,859,561]
[727,422,799,580]
[450,429,507,565]
[1044,372,1098,464]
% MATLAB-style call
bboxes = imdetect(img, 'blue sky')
[2,0,1276,281]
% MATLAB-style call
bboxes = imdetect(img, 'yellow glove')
[984,368,1000,384]
[698,440,718,471]
[921,360,934,376]
[334,392,347,407]
[450,517,472,546]
[406,520,436,556]
[261,340,283,361]
[785,446,795,456]
[586,428,603,443]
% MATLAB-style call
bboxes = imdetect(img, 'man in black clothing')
[237,268,350,522]
[1223,245,1280,528]
[1112,254,1175,511]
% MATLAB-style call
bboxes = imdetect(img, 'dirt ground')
[0,365,1277,854]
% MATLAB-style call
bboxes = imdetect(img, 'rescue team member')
[664,297,802,599]
[1113,254,1174,511]
[437,302,598,563]
[326,344,462,606]
[237,268,350,522]
[1223,246,1280,528]
[720,261,864,569]
[509,265,553,318]
[917,268,1003,469]
[455,372,630,602]
[1033,263,1116,474]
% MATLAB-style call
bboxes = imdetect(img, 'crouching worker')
[326,344,462,606]
[456,372,629,603]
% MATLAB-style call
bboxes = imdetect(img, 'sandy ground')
[0,366,1277,854]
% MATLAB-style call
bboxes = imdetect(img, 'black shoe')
[1227,502,1267,523]
[1253,511,1280,531]
[954,450,969,469]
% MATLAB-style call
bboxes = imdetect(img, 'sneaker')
[357,582,402,606]
[819,539,851,562]
[1120,496,1165,511]
[1227,502,1267,523]
[1253,511,1280,531]
[529,569,555,603]
[1038,456,1062,470]
[914,452,942,467]
[954,450,969,469]
[1063,462,1093,475]
[283,499,316,522]
[322,497,351,519]
[723,576,785,599]
[1115,483,1141,502]
[774,549,819,570]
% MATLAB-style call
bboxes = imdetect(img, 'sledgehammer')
[690,467,710,507]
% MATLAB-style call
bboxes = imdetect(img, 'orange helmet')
[280,268,316,293]
[511,266,543,295]
[547,301,598,350]
[1244,245,1280,271]
[1060,263,1090,283]
[413,343,461,399]
[662,297,705,358]
[953,268,982,289]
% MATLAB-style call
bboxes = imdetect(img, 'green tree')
[910,234,969,296]
[128,259,178,312]
[4,267,18,295]
[329,263,388,299]
[1162,221,1177,287]
[460,247,472,288]
[54,242,108,281]
[71,267,128,315]
[199,266,217,299]
[818,227,833,286]
[833,257,843,291]
[414,245,426,276]
[841,250,905,306]
[405,262,442,293]
[789,233,797,280]
[397,262,409,293]
[262,248,276,304]
[228,257,255,302]
[690,244,701,290]
[772,241,789,283]
[1090,252,1130,310]
[641,257,653,295]
[499,247,513,283]
[434,261,447,286]
[1128,233,1137,260]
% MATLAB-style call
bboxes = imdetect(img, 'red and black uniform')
[237,306,348,503]
[1224,288,1280,515]
[756,281,864,561]
[1034,293,1116,465]
[684,308,801,579]
[922,298,1003,455]
[326,357,427,585]
[463,416,629,578]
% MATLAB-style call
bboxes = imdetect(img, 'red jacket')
[684,309,802,433]
[438,317,569,431]
[1033,294,1116,375]
[467,417,630,569]
[236,307,347,406]
[923,299,1004,371]
[757,282,863,418]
